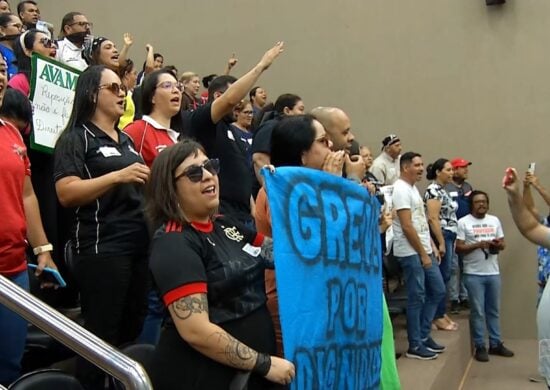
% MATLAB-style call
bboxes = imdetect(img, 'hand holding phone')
[28,264,67,288]
[528,162,536,175]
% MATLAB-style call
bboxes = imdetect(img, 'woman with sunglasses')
[53,65,150,388]
[8,28,55,96]
[146,139,295,389]
[0,12,22,79]
[123,68,181,167]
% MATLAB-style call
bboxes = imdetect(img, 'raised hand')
[258,41,284,71]
[123,32,134,47]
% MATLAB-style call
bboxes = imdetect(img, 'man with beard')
[456,190,514,362]
[56,11,91,71]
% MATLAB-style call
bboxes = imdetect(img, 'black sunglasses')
[174,158,220,183]
[39,37,54,48]
[98,82,127,96]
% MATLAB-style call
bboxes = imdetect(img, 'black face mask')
[65,31,89,45]
[0,33,20,42]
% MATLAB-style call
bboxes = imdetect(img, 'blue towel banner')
[263,167,383,390]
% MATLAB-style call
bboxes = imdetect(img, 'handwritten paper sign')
[263,167,383,390]
[29,54,81,153]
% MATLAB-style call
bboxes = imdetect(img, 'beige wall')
[40,0,548,338]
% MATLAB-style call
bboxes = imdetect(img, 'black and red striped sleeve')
[149,226,208,307]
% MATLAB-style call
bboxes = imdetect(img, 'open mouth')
[170,96,180,104]
[202,185,216,195]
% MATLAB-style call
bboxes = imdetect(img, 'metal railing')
[0,274,152,390]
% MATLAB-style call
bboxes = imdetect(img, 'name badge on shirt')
[242,243,261,257]
[449,191,458,198]
[226,130,235,141]
[98,146,121,157]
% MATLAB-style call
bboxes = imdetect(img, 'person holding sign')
[392,152,446,360]
[9,28,56,96]
[53,65,150,388]
[146,139,295,389]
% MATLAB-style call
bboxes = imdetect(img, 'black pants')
[73,252,148,389]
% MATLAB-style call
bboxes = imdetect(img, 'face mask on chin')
[65,31,89,45]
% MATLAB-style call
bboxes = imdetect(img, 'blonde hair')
[179,71,198,84]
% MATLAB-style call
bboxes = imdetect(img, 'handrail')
[0,274,152,390]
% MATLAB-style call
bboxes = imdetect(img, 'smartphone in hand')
[528,162,536,174]
[28,264,67,287]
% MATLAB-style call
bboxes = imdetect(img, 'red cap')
[451,158,472,169]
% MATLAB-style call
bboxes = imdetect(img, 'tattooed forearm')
[260,237,274,269]
[208,331,258,370]
[171,294,209,320]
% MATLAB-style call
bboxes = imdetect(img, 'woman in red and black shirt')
[146,139,295,389]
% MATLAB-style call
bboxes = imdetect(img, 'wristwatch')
[33,243,53,255]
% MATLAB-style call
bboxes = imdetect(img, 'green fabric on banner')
[380,296,401,390]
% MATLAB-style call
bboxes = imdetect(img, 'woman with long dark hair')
[8,28,56,96]
[0,12,22,78]
[424,158,459,331]
[53,64,150,388]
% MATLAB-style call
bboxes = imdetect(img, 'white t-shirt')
[391,179,432,257]
[56,38,88,71]
[457,214,504,275]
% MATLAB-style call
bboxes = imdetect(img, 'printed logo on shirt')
[472,224,497,239]
[12,144,26,160]
[98,146,121,157]
[224,226,244,242]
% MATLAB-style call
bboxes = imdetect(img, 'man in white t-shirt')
[55,12,91,71]
[392,151,446,360]
[456,190,514,362]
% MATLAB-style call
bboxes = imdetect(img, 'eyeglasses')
[241,110,254,116]
[156,81,183,92]
[69,21,93,29]
[98,82,127,96]
[38,37,55,48]
[174,158,220,183]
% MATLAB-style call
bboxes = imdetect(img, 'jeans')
[0,270,29,386]
[397,253,446,349]
[435,230,456,318]
[449,252,469,301]
[463,274,502,348]
[136,288,165,345]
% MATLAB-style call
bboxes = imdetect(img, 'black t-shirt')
[53,121,149,256]
[150,216,269,324]
[178,104,252,218]
[250,117,280,155]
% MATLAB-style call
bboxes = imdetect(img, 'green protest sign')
[29,53,81,153]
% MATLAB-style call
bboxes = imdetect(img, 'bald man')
[310,106,355,154]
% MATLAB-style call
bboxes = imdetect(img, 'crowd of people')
[0,0,548,389]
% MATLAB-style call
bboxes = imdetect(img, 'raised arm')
[169,293,294,385]
[118,32,133,68]
[504,168,550,247]
[143,44,155,74]
[211,42,284,124]
[529,172,550,209]
[223,53,238,75]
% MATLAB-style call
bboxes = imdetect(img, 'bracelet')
[33,243,53,255]
[252,352,271,377]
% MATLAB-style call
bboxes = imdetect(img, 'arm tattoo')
[208,331,257,370]
[260,237,274,269]
[171,294,209,320]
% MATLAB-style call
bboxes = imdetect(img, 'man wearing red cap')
[446,157,473,313]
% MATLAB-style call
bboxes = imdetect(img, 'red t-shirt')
[0,120,31,275]
[123,116,179,167]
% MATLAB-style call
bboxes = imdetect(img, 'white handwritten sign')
[29,54,81,153]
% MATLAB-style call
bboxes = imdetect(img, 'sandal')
[433,317,458,331]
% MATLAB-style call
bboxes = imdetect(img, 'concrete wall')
[39,0,548,338]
